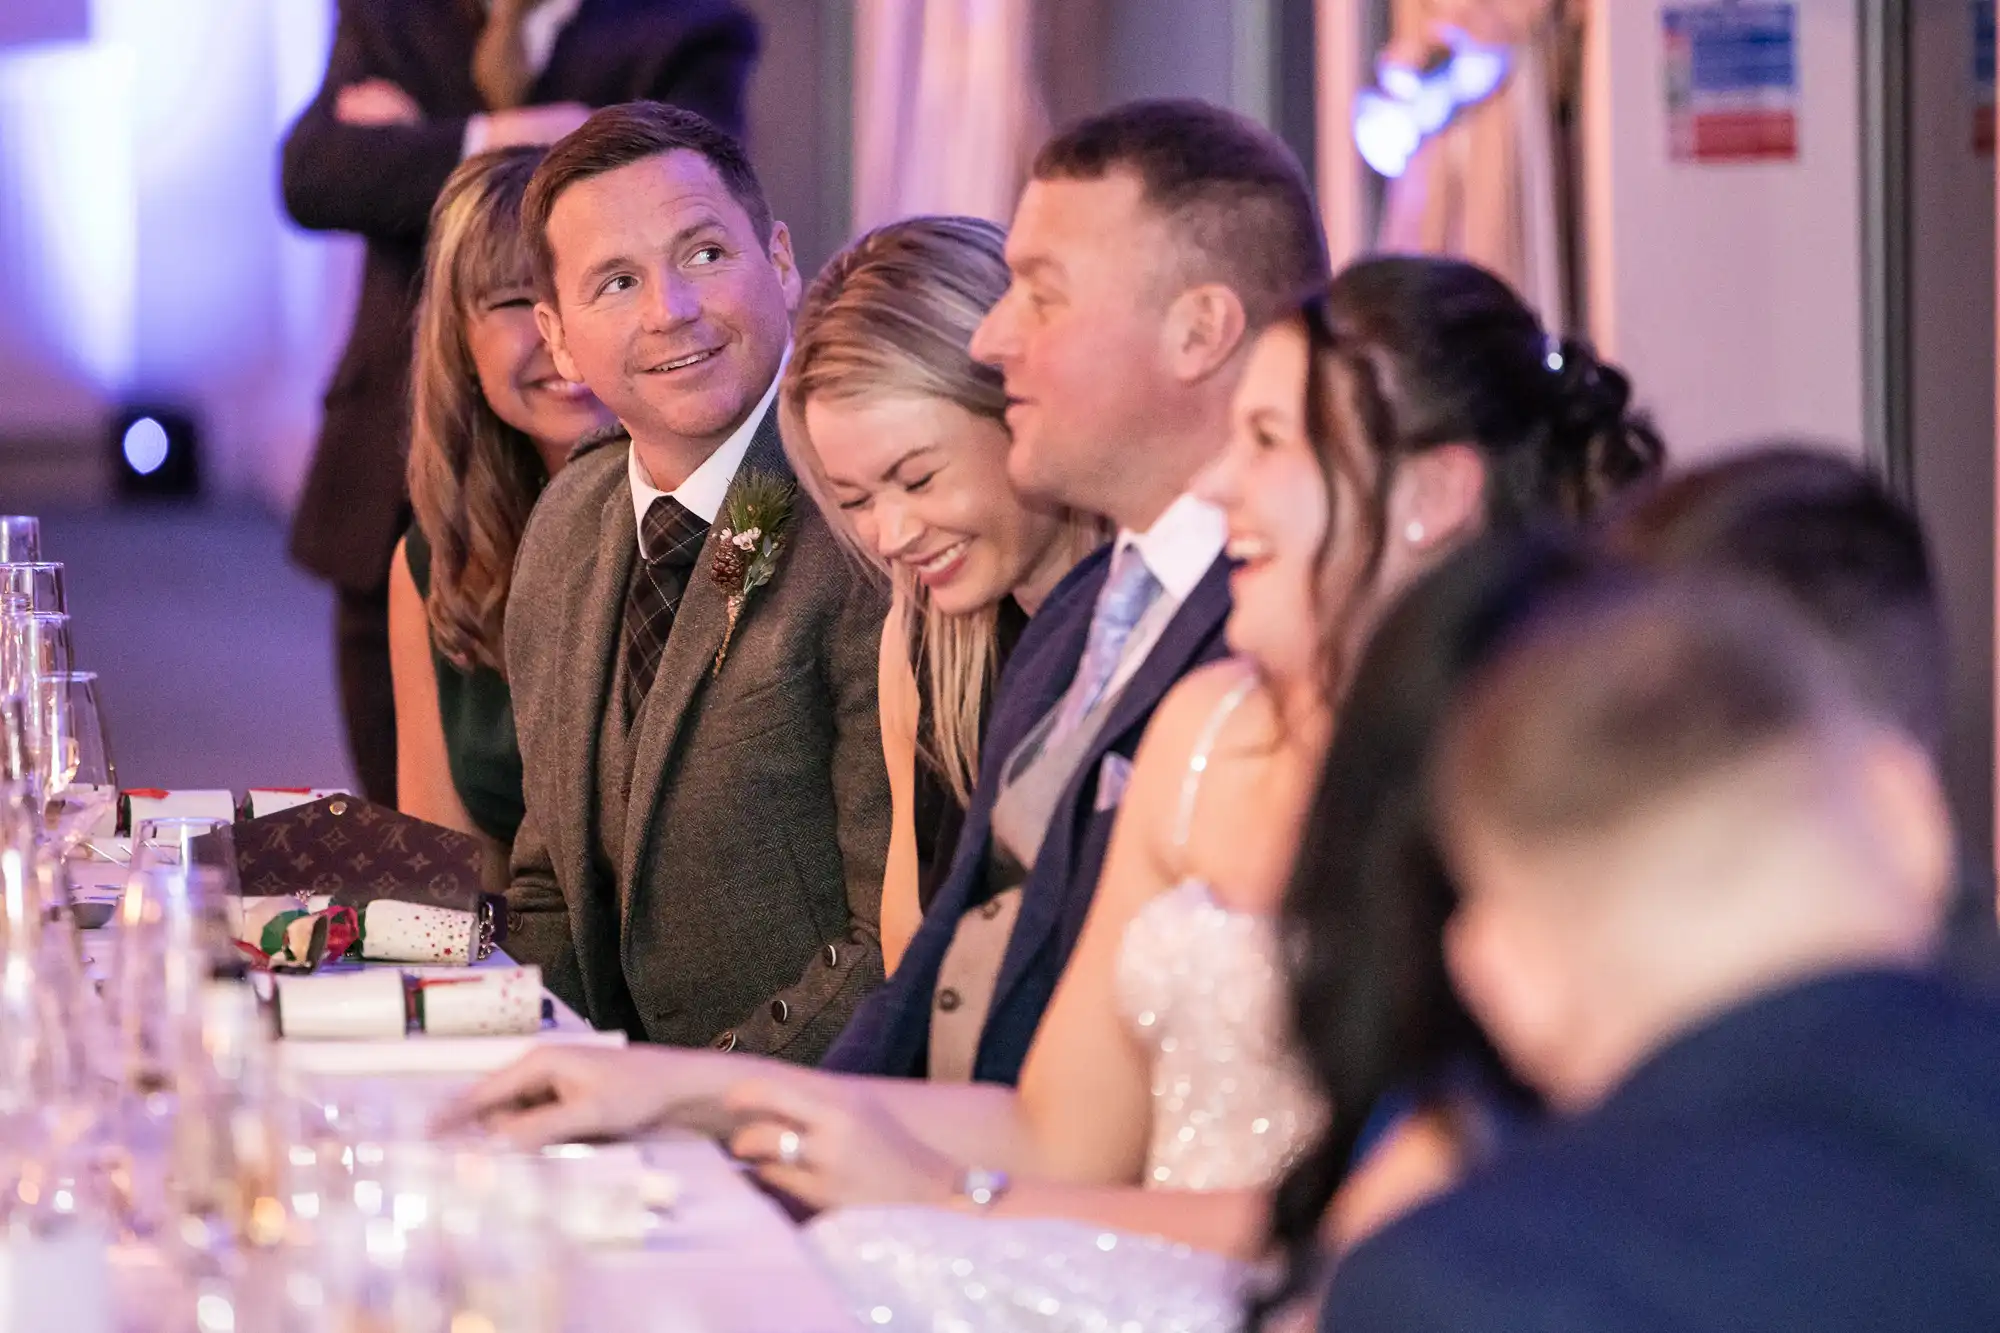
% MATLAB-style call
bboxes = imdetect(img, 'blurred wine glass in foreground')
[29,673,115,857]
[0,562,65,615]
[0,518,39,564]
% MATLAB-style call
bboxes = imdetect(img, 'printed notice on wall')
[1977,0,1995,154]
[1663,3,1799,164]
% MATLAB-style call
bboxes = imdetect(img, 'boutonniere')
[709,469,796,677]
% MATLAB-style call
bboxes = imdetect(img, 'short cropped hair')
[523,101,773,299]
[1438,576,1851,844]
[1605,447,1946,757]
[1031,98,1329,326]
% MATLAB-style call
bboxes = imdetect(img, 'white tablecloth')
[68,922,859,1333]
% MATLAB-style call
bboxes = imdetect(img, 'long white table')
[67,916,860,1333]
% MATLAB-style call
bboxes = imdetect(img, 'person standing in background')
[281,0,758,803]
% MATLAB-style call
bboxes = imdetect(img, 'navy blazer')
[1329,969,2000,1333]
[823,544,1233,1083]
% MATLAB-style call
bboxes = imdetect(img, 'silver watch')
[957,1166,1011,1211]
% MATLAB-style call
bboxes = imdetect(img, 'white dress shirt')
[627,368,783,555]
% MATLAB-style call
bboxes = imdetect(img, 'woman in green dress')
[388,146,614,878]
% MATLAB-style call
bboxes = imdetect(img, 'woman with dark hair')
[1250,533,1615,1327]
[448,255,1661,1331]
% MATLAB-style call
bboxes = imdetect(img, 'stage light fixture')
[110,406,200,498]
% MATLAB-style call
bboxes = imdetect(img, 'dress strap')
[1171,669,1260,853]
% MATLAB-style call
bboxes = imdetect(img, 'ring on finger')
[776,1128,804,1167]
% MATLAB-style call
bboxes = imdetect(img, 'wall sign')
[1663,2,1799,164]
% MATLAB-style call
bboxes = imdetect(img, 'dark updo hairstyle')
[1293,255,1664,697]
[1248,256,1666,1322]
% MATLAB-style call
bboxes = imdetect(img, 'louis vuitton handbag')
[225,795,507,970]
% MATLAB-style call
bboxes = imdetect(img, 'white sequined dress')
[808,676,1325,1331]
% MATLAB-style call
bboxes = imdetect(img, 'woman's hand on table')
[725,1077,960,1212]
[436,1044,767,1147]
[433,1046,668,1146]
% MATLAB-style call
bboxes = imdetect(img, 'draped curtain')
[851,0,1045,232]
[1374,0,1573,327]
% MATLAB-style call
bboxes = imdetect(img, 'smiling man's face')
[535,149,799,471]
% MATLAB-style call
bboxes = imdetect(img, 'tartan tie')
[623,495,709,720]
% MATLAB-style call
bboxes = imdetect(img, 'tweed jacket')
[504,410,890,1058]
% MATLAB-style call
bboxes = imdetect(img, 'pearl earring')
[1404,520,1426,546]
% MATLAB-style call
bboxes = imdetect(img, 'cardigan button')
[713,1030,737,1053]
[823,943,840,969]
[770,1000,790,1024]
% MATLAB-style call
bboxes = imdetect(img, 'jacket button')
[937,988,962,1013]
[770,999,790,1023]
[713,1031,737,1052]
[823,943,840,969]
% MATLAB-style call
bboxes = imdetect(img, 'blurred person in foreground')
[281,0,757,804]
[390,147,614,884]
[1606,446,2000,986]
[1261,450,1997,1324]
[1326,573,2000,1333]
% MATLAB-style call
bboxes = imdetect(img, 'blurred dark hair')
[1032,98,1329,326]
[1604,445,1945,757]
[1436,571,1848,849]
[523,100,772,299]
[1292,254,1665,697]
[1252,532,1622,1324]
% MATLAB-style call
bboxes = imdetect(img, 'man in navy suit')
[281,0,756,804]
[819,99,1329,1088]
[1327,574,2000,1333]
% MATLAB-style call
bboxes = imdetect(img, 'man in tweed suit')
[504,102,890,1059]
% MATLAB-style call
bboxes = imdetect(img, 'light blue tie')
[1044,545,1163,750]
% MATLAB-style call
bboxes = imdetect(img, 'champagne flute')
[30,673,116,857]
[0,694,27,787]
[0,562,65,614]
[1,610,72,701]
[0,518,38,564]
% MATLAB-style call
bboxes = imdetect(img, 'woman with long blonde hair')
[779,216,1104,972]
[389,146,613,867]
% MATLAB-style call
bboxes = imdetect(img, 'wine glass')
[0,694,26,787]
[29,673,116,857]
[0,610,72,701]
[0,562,65,614]
[0,518,38,564]
[111,818,239,1098]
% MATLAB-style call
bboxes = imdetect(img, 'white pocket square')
[1095,753,1134,813]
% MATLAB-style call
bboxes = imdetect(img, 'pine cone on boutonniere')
[709,469,796,677]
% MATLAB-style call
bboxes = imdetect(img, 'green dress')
[403,525,527,845]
